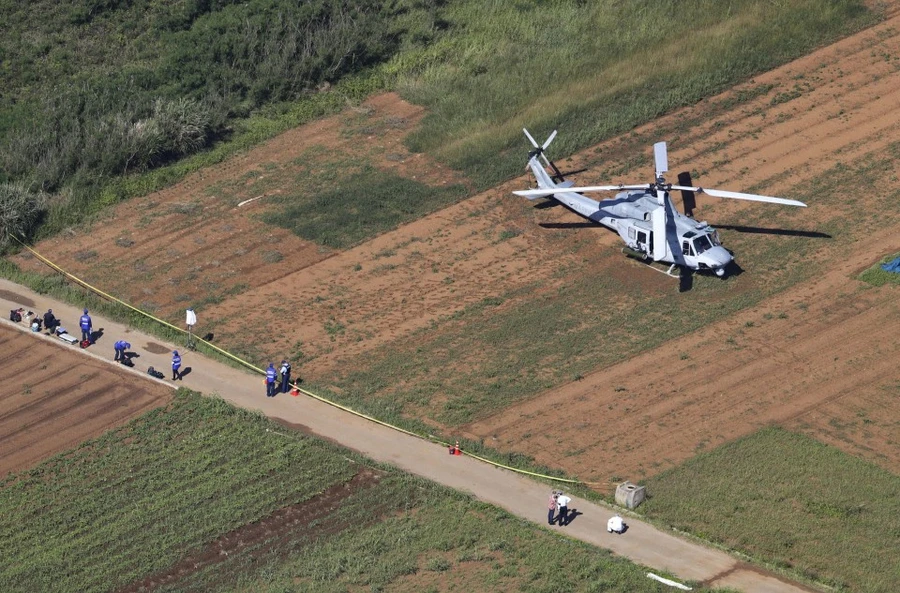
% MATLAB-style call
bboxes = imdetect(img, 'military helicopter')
[513,129,806,278]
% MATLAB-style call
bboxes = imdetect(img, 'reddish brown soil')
[11,5,900,494]
[0,323,173,476]
[13,93,463,322]
[465,12,900,484]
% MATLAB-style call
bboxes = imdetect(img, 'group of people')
[10,307,65,335]
[17,303,300,394]
[547,490,572,526]
[265,360,292,396]
[546,490,626,533]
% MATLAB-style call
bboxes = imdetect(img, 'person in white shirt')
[556,492,571,526]
[607,514,625,534]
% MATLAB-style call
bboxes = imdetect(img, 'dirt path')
[0,279,816,593]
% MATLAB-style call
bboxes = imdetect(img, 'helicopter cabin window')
[637,230,648,246]
[682,240,693,256]
[693,234,713,255]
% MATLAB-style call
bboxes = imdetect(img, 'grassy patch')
[0,390,356,593]
[260,169,468,249]
[641,427,900,593]
[394,0,875,189]
[859,252,900,287]
[1,0,875,244]
[0,390,718,593]
[166,486,704,593]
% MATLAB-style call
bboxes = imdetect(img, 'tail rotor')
[524,128,565,182]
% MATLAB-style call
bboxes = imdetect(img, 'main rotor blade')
[542,130,558,150]
[654,142,668,178]
[523,128,539,149]
[670,185,806,207]
[513,184,650,198]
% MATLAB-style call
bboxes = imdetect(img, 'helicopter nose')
[707,246,732,268]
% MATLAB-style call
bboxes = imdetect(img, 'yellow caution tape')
[9,234,602,488]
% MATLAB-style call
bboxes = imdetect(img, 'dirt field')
[0,323,173,476]
[11,5,900,489]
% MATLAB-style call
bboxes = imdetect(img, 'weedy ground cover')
[0,0,873,245]
[0,389,721,593]
[641,427,900,593]
[395,0,874,189]
[858,252,900,286]
[0,391,356,593]
[260,168,469,250]
[149,475,718,593]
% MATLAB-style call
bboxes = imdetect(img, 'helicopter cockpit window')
[693,234,713,254]
[682,240,693,256]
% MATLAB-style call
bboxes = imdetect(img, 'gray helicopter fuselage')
[527,157,732,274]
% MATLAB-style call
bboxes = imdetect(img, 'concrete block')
[615,481,646,509]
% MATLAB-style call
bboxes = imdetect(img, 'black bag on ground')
[147,366,165,379]
[10,309,21,322]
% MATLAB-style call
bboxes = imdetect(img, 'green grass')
[0,0,876,245]
[859,252,900,287]
[0,389,722,593]
[260,168,469,249]
[393,0,875,189]
[0,390,357,593]
[154,478,701,593]
[31,73,388,241]
[641,427,900,593]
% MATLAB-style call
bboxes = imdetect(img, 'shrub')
[0,182,46,249]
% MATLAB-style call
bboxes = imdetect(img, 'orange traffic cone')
[454,441,461,456]
[290,388,300,396]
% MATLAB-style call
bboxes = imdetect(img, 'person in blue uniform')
[79,309,92,343]
[172,350,182,380]
[114,340,126,362]
[279,360,291,393]
[266,363,277,397]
